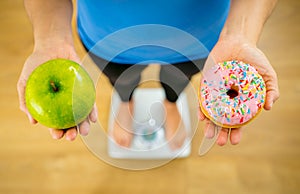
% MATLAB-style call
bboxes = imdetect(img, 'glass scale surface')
[108,88,191,159]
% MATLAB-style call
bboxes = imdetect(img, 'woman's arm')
[18,0,97,141]
[24,0,74,49]
[220,0,278,45]
[200,0,279,146]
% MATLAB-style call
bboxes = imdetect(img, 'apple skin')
[25,59,96,129]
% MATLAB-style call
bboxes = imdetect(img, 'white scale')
[108,88,192,159]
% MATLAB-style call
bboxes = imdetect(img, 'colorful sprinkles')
[200,60,266,126]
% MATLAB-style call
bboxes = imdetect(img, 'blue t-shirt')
[77,0,230,64]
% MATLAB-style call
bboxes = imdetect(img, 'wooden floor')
[1,0,299,193]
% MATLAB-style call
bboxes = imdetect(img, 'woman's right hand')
[17,43,98,141]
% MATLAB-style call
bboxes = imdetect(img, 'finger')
[198,107,206,121]
[216,128,229,146]
[79,119,90,136]
[264,89,280,110]
[88,104,98,123]
[48,128,64,140]
[65,127,78,141]
[204,119,215,138]
[229,128,242,145]
[261,67,280,110]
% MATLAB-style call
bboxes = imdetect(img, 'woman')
[18,0,279,149]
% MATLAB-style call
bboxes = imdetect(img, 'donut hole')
[227,85,239,99]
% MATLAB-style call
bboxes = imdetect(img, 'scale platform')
[108,88,192,159]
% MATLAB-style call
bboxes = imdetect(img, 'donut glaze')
[199,60,266,128]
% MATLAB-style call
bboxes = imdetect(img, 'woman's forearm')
[24,0,74,49]
[220,0,277,45]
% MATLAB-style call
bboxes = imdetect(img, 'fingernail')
[66,136,73,141]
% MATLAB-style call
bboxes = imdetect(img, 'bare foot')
[112,101,134,148]
[164,100,187,150]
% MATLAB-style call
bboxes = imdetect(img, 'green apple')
[25,59,96,129]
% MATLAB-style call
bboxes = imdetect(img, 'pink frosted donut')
[199,60,266,128]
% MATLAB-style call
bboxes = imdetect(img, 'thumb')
[264,88,280,110]
[17,78,37,124]
[261,67,280,111]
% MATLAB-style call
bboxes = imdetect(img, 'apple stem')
[50,81,58,92]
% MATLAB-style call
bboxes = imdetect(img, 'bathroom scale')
[108,88,192,159]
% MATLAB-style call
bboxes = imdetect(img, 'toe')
[115,134,132,148]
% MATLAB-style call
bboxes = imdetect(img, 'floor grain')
[0,0,299,194]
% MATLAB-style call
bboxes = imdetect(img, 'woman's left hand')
[199,35,280,146]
